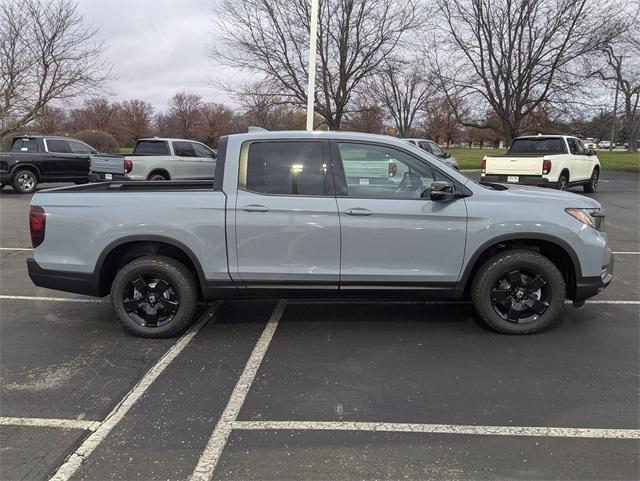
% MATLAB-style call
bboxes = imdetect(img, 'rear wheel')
[111,256,198,338]
[583,168,599,193]
[556,174,568,191]
[12,169,38,194]
[147,172,168,181]
[471,250,566,334]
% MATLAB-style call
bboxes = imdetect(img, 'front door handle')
[344,208,373,216]
[241,204,270,212]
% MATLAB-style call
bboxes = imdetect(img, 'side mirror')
[587,149,596,156]
[428,180,456,202]
[443,152,451,159]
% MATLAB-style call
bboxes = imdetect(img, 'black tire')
[111,255,198,338]
[12,169,38,194]
[471,249,566,334]
[556,174,568,191]
[147,172,168,181]
[583,168,599,193]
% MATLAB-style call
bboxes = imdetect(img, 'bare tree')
[598,18,640,151]
[434,0,625,146]
[70,97,117,133]
[200,103,234,147]
[343,103,385,133]
[423,96,467,147]
[115,99,154,146]
[0,0,111,138]
[213,0,420,129]
[367,60,436,137]
[34,106,71,134]
[168,91,203,139]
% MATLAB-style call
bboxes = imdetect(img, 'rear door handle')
[241,204,270,212]
[344,208,373,216]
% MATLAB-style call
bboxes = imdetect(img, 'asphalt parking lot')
[1,172,639,481]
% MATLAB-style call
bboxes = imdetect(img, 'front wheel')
[111,256,199,338]
[583,168,599,193]
[147,173,168,181]
[471,250,566,334]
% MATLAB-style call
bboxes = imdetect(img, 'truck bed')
[41,180,216,193]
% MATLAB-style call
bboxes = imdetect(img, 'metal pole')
[610,82,619,152]
[306,0,319,131]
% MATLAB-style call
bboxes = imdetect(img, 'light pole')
[306,0,319,131]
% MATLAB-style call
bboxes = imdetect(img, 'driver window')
[338,142,439,199]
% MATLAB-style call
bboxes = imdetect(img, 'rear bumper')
[574,250,614,302]
[481,174,551,187]
[27,257,103,297]
[89,172,129,182]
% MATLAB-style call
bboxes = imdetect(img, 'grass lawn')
[448,147,640,172]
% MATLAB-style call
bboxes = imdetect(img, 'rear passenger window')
[46,139,70,153]
[241,141,330,196]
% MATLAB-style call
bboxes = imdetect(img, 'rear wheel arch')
[147,169,170,180]
[11,164,41,180]
[458,235,580,300]
[96,237,205,297]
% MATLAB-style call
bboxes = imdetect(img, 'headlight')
[566,208,605,231]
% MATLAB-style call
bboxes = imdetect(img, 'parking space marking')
[287,299,640,305]
[0,295,104,303]
[190,299,287,481]
[48,304,220,481]
[613,251,640,255]
[0,247,32,251]
[232,420,640,440]
[0,417,100,431]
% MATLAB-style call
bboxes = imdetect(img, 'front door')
[333,141,467,297]
[233,140,340,295]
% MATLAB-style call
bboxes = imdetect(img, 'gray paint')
[31,130,610,292]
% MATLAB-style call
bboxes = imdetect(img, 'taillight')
[29,206,46,248]
[124,158,133,174]
[481,157,487,174]
[388,162,397,177]
[543,159,552,174]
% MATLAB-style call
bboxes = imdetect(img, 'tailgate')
[485,156,543,175]
[90,154,124,174]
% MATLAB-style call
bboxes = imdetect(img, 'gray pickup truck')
[27,131,613,337]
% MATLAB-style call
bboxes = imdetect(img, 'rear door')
[566,138,591,181]
[43,139,76,178]
[233,140,340,295]
[333,141,467,296]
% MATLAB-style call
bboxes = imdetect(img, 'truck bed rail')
[41,180,216,193]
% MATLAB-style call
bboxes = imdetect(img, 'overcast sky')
[75,0,238,111]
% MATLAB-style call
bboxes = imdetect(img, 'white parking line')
[190,299,287,481]
[0,417,100,431]
[613,251,640,255]
[232,420,640,440]
[0,295,104,303]
[0,247,32,251]
[288,299,640,305]
[48,304,219,481]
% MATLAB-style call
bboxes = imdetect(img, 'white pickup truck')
[90,138,216,181]
[481,135,600,192]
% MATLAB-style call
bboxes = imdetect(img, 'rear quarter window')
[134,141,170,155]
[11,138,40,152]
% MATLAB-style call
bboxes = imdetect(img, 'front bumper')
[0,173,11,184]
[27,257,104,297]
[481,174,551,187]
[574,249,614,302]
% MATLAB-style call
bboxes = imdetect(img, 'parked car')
[481,135,600,192]
[597,140,615,149]
[403,138,459,169]
[28,131,613,337]
[0,135,97,193]
[90,138,216,181]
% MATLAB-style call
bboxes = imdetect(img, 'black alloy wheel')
[122,275,179,328]
[491,268,549,324]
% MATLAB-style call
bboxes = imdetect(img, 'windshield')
[508,138,565,154]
